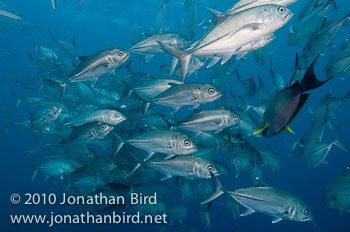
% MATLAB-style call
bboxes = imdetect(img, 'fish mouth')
[214,93,223,99]
[284,11,294,22]
[188,147,198,153]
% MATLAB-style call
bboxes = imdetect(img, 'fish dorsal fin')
[240,207,255,217]
[272,217,282,224]
[284,126,295,134]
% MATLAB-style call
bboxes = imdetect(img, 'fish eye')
[278,7,285,14]
[182,37,188,41]
[184,140,191,146]
[118,51,124,56]
[304,209,309,216]
[114,113,120,118]
[101,124,107,129]
[233,113,238,118]
[122,170,127,174]
[208,88,215,94]
[207,165,214,172]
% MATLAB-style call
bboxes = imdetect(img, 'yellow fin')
[253,124,268,135]
[285,126,295,134]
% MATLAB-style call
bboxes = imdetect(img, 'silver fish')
[160,5,292,80]
[114,130,197,160]
[65,109,126,127]
[176,109,240,135]
[144,155,220,180]
[202,173,312,223]
[324,167,350,214]
[147,83,222,114]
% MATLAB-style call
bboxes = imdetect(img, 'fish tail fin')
[332,126,349,152]
[343,89,350,104]
[201,171,225,204]
[127,151,145,177]
[31,158,39,180]
[121,78,133,99]
[48,29,56,46]
[330,0,338,11]
[324,105,333,130]
[43,78,67,98]
[125,60,134,74]
[143,102,151,116]
[299,55,328,92]
[157,41,191,81]
[112,132,125,156]
[26,51,36,65]
[160,114,175,130]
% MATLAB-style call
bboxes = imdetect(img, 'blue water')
[0,0,349,231]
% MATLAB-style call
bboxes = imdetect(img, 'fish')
[225,0,297,15]
[174,109,240,135]
[145,83,222,114]
[114,130,197,160]
[305,127,349,169]
[309,90,350,121]
[31,158,84,181]
[129,33,190,56]
[64,109,126,127]
[154,0,169,34]
[0,10,21,20]
[63,122,114,145]
[258,145,282,171]
[138,155,220,180]
[269,57,286,92]
[87,156,117,174]
[128,78,183,101]
[48,29,77,58]
[10,104,64,132]
[199,201,211,229]
[325,39,350,80]
[234,66,257,98]
[44,48,130,96]
[288,0,336,45]
[305,14,350,57]
[160,5,293,80]
[202,172,313,223]
[324,167,350,214]
[175,177,198,201]
[168,204,187,225]
[206,0,297,24]
[253,56,328,137]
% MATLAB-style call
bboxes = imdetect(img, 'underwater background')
[0,0,349,231]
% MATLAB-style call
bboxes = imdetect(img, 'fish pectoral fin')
[143,151,155,161]
[253,124,268,135]
[240,207,256,217]
[161,173,173,181]
[163,154,175,160]
[229,23,264,38]
[206,57,221,68]
[272,217,282,224]
[285,126,295,134]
